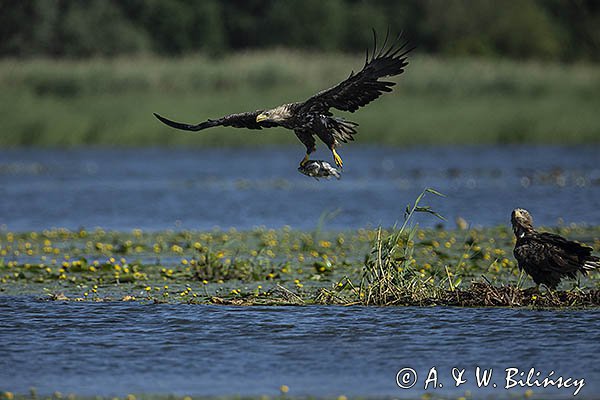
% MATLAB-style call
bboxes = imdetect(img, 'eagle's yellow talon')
[300,154,310,166]
[332,150,343,168]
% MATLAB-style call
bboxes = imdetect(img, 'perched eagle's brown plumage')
[154,30,412,169]
[511,208,600,289]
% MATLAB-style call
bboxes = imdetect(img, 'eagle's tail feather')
[582,256,600,272]
[328,117,359,144]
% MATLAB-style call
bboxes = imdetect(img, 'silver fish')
[298,160,341,180]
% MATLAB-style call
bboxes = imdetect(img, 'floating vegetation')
[1,195,599,308]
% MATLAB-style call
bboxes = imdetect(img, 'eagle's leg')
[300,153,310,166]
[332,149,343,169]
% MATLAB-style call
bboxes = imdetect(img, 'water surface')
[0,297,598,398]
[1,146,599,231]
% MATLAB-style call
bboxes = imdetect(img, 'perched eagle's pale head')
[256,105,292,123]
[511,208,534,236]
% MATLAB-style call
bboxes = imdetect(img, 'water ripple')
[0,297,599,397]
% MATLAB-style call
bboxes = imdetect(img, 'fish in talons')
[298,160,341,180]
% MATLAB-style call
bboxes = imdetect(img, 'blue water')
[0,297,598,398]
[2,146,600,398]
[1,146,599,231]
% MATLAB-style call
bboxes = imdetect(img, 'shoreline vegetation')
[1,191,599,309]
[1,53,599,148]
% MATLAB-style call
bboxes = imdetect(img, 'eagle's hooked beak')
[256,113,268,123]
[513,209,523,219]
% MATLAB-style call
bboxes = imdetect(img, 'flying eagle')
[511,208,600,289]
[154,30,412,169]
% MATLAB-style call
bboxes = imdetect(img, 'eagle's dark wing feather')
[299,29,413,115]
[514,232,599,288]
[538,232,594,256]
[154,111,279,132]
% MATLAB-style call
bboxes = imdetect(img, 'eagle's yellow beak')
[256,113,268,123]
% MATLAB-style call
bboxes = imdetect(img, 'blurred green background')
[1,0,599,147]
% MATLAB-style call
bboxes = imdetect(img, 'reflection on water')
[0,297,599,397]
[0,146,599,231]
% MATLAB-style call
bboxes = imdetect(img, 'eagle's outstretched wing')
[153,110,279,131]
[299,29,413,115]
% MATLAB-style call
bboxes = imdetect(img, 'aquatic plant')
[359,188,446,305]
[1,221,599,308]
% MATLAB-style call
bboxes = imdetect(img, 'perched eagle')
[511,208,600,289]
[154,30,412,169]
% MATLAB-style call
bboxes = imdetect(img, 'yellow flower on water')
[145,286,151,291]
[280,385,289,394]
